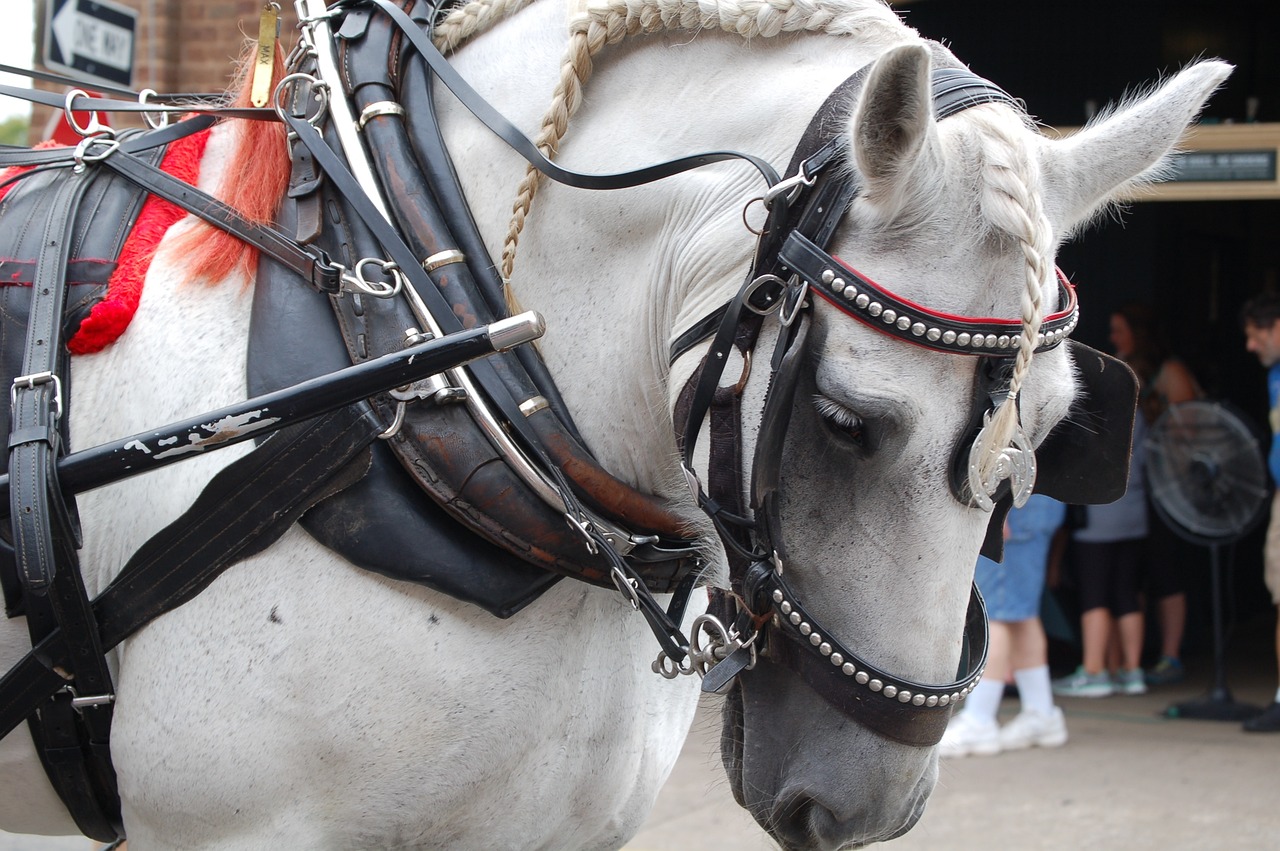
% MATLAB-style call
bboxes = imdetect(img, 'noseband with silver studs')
[668,64,1080,747]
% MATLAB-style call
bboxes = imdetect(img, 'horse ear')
[1042,60,1233,230]
[851,44,941,205]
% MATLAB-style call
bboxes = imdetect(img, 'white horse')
[0,0,1227,847]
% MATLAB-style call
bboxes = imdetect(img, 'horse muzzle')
[719,663,939,850]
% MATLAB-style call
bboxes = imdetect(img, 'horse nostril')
[773,793,851,851]
[771,785,927,851]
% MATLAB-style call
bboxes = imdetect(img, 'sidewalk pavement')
[626,625,1280,851]
[3,626,1276,851]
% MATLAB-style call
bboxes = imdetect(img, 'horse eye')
[814,396,866,448]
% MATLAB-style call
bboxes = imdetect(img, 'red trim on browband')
[828,254,1078,325]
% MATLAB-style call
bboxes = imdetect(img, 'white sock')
[961,678,1004,725]
[1273,687,1280,705]
[1013,665,1055,717]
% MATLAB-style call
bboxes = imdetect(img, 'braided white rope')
[966,106,1050,494]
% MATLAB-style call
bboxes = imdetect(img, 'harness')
[0,0,1140,840]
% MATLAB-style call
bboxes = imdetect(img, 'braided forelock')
[489,0,912,293]
[433,0,538,54]
[965,105,1051,488]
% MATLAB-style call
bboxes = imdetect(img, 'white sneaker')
[998,707,1068,751]
[939,712,1001,757]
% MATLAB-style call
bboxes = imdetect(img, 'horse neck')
[442,0,917,490]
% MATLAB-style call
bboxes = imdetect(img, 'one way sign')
[43,0,138,89]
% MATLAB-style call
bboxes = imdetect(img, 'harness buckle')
[742,274,787,315]
[11,372,63,423]
[564,511,600,556]
[71,135,120,174]
[609,565,642,610]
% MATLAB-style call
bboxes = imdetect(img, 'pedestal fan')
[1143,400,1269,721]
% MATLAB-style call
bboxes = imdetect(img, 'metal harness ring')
[62,89,110,139]
[137,89,170,130]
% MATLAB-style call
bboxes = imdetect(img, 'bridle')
[665,65,1081,747]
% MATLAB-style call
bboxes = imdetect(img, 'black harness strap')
[7,166,122,841]
[0,403,384,748]
[367,0,782,191]
[95,147,343,294]
[0,114,218,170]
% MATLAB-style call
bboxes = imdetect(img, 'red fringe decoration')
[67,125,213,354]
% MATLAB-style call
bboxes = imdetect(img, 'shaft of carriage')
[0,312,545,503]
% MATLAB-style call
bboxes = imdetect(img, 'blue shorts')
[974,537,1050,622]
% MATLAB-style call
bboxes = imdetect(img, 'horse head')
[711,44,1231,849]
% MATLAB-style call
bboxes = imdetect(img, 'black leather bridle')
[672,65,1081,747]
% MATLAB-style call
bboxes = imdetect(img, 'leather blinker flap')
[1033,340,1139,506]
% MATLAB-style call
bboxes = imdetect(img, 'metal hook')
[345,258,404,298]
[376,399,407,439]
[762,171,815,209]
[71,135,120,173]
[137,88,169,129]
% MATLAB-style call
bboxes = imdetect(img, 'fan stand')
[1163,542,1262,722]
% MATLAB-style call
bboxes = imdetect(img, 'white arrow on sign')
[52,0,134,72]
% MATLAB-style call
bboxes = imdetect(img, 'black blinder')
[955,341,1138,562]
[1031,340,1139,506]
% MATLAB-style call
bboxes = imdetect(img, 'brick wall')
[30,0,299,140]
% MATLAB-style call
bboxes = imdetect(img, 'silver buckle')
[12,372,63,422]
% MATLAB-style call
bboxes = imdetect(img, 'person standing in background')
[940,495,1069,756]
[1110,304,1201,686]
[1054,409,1150,698]
[1241,294,1280,732]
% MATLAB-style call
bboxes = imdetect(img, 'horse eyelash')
[813,395,861,430]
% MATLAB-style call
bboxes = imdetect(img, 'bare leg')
[1105,622,1123,673]
[984,621,1013,683]
[1117,611,1145,672]
[1274,608,1280,690]
[1080,607,1111,675]
[1159,592,1187,660]
[1007,617,1048,671]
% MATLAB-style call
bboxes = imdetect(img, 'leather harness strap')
[7,165,123,841]
[0,403,385,758]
